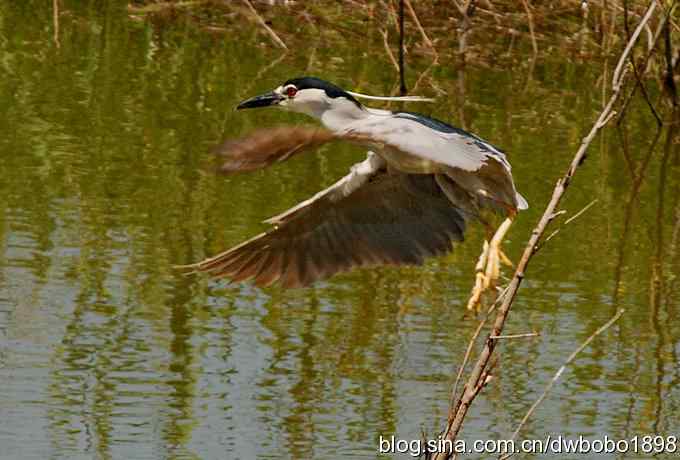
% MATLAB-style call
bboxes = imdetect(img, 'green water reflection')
[0,2,678,459]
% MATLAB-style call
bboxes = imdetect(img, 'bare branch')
[404,0,439,61]
[240,0,288,50]
[612,1,657,89]
[617,1,677,124]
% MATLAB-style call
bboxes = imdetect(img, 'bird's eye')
[285,86,297,98]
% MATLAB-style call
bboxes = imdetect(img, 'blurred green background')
[0,1,678,459]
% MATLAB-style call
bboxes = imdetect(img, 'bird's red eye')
[285,86,297,98]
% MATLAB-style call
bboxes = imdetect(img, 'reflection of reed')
[620,340,643,444]
[48,279,137,458]
[254,276,404,455]
[649,111,679,434]
[667,112,680,302]
[165,285,199,457]
[610,99,680,441]
[611,125,661,307]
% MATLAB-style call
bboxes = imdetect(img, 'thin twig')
[617,1,677,125]
[411,59,437,94]
[565,198,599,225]
[404,0,439,61]
[500,308,626,460]
[53,0,60,49]
[612,1,657,89]
[489,332,539,340]
[520,0,538,57]
[455,0,475,60]
[240,0,288,50]
[128,0,207,14]
[381,29,400,72]
[453,0,473,17]
[541,199,599,247]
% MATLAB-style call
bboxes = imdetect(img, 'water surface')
[0,2,678,459]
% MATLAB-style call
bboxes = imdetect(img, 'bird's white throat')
[280,88,369,132]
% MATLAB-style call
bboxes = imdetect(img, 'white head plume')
[346,91,434,102]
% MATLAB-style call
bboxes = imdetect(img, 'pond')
[0,1,678,459]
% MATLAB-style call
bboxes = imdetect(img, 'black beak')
[236,91,283,110]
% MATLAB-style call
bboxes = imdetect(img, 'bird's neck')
[320,109,365,132]
[314,99,372,132]
[289,97,392,132]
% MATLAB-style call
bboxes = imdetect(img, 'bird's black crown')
[283,77,361,107]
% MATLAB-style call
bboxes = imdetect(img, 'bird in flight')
[181,77,527,308]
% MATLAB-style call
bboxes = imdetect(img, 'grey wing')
[183,172,467,288]
[345,113,528,211]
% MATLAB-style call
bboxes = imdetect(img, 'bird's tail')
[516,192,529,210]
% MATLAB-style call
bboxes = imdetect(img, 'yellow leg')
[498,248,514,267]
[467,216,515,311]
[466,241,489,310]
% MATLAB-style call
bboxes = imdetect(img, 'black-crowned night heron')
[182,77,527,308]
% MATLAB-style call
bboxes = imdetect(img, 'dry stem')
[404,0,439,61]
[241,0,288,50]
[381,29,401,72]
[520,0,538,56]
[53,0,60,49]
[489,332,539,340]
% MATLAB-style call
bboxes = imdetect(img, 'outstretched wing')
[182,173,467,288]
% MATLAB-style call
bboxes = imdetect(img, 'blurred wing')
[183,173,467,288]
[213,126,336,173]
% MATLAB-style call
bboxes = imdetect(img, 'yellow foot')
[466,240,489,310]
[498,247,514,267]
[466,217,515,311]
